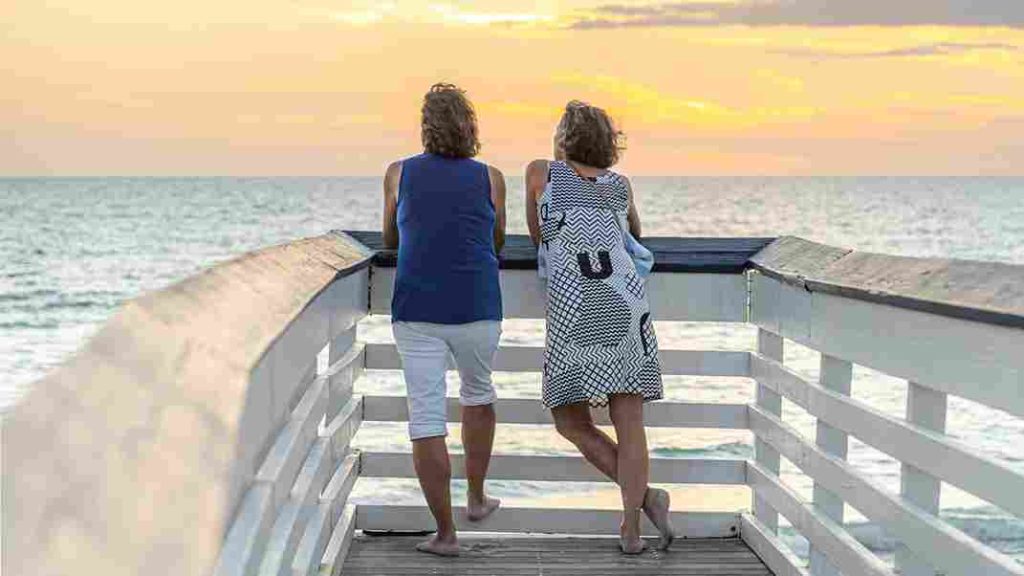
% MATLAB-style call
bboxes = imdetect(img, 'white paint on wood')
[750,353,1024,519]
[319,504,357,576]
[321,269,369,344]
[895,382,948,576]
[323,396,363,462]
[370,268,748,322]
[257,501,310,576]
[356,505,740,538]
[754,328,783,533]
[748,405,1024,576]
[290,502,333,576]
[750,273,1024,419]
[740,512,810,576]
[324,340,364,425]
[321,453,360,528]
[359,452,746,485]
[746,462,894,576]
[256,377,329,512]
[214,484,277,576]
[809,354,851,576]
[364,343,751,377]
[258,438,338,576]
[360,395,749,429]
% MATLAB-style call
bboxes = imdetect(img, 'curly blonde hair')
[557,100,623,169]
[421,83,480,159]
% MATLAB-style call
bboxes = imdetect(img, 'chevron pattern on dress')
[538,161,663,409]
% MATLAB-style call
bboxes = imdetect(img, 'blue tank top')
[392,153,502,324]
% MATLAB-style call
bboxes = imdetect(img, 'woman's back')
[537,160,661,408]
[392,153,502,324]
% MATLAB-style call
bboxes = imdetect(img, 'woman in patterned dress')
[525,101,674,553]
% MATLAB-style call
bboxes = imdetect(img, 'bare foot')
[619,537,648,555]
[467,495,501,522]
[416,535,460,557]
[620,509,647,555]
[644,488,675,551]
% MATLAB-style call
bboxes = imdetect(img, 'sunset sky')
[3,1,1023,176]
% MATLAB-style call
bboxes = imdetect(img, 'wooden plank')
[749,273,1024,419]
[750,236,1024,330]
[323,395,362,462]
[364,343,750,377]
[321,453,360,528]
[748,406,1024,576]
[740,512,809,576]
[214,484,276,576]
[290,502,332,576]
[895,383,948,576]
[749,353,1024,519]
[356,505,740,538]
[359,452,747,485]
[746,462,894,576]
[361,395,749,429]
[341,534,773,575]
[324,339,364,424]
[319,504,356,576]
[753,329,783,534]
[370,267,748,322]
[809,355,851,576]
[255,377,328,512]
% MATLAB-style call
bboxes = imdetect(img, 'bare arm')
[488,165,507,254]
[623,176,643,239]
[524,159,548,247]
[382,161,402,249]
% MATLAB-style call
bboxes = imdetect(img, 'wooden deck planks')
[342,535,774,575]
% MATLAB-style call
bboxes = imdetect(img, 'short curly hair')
[556,100,623,169]
[421,83,480,159]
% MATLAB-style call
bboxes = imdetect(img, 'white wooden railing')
[742,237,1024,576]
[3,232,1023,576]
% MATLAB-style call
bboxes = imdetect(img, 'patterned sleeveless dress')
[539,160,663,408]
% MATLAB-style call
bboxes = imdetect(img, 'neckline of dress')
[561,160,613,185]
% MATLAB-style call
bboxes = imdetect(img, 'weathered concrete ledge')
[750,236,1024,329]
[1,232,372,576]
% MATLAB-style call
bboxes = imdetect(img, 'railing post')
[808,355,852,576]
[754,328,784,532]
[895,382,947,576]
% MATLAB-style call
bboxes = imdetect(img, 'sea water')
[3,176,1023,563]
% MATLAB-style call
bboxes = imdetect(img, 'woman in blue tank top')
[381,83,506,557]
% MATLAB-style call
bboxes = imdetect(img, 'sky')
[2,1,1023,176]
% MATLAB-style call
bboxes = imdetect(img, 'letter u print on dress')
[577,251,613,280]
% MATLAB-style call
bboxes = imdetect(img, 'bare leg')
[411,436,460,556]
[552,403,619,479]
[609,394,650,554]
[553,401,674,550]
[461,403,500,521]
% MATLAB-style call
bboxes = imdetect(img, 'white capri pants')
[392,320,502,440]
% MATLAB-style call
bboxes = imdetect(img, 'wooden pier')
[3,231,1023,576]
[342,535,773,576]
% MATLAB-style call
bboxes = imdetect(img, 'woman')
[525,101,673,554]
[382,83,507,557]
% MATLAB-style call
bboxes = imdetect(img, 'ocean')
[2,176,1023,564]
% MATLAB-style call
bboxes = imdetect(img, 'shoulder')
[615,172,633,195]
[526,159,550,179]
[385,160,404,178]
[483,163,504,181]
